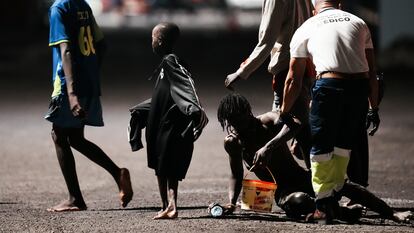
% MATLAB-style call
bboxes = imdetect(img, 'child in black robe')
[129,22,208,219]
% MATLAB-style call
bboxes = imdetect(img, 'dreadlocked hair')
[217,93,253,132]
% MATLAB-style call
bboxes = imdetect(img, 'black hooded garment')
[129,54,207,180]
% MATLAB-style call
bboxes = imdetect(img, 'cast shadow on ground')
[96,205,209,212]
[92,206,413,227]
[182,209,414,227]
[181,211,292,223]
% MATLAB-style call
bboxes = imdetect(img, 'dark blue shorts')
[45,94,104,128]
[309,78,369,155]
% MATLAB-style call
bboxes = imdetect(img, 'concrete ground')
[0,29,413,232]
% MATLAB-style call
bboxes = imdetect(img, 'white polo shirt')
[290,8,373,74]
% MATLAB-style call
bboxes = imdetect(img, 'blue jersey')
[49,0,104,97]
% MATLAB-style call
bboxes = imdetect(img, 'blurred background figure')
[4,0,414,73]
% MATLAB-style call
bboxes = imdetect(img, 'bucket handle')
[244,165,277,185]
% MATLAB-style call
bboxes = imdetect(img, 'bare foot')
[153,209,168,220]
[153,208,178,220]
[393,211,413,223]
[118,168,133,208]
[167,210,178,219]
[47,200,87,212]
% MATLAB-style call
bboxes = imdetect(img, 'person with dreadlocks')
[217,93,315,219]
[216,93,412,223]
[224,0,315,170]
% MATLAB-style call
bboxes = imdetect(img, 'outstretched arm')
[342,182,412,223]
[253,112,301,167]
[223,134,244,213]
[225,0,286,89]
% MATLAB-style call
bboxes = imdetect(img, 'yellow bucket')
[241,167,277,213]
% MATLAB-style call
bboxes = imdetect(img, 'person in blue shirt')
[45,0,133,212]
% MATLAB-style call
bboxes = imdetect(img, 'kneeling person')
[217,93,412,223]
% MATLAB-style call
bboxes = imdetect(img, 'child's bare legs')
[48,125,133,212]
[166,179,178,218]
[154,176,179,219]
[48,126,87,212]
[156,176,169,212]
[67,127,133,207]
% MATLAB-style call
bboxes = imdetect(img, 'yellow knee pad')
[311,148,350,199]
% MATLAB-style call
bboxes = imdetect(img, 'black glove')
[366,108,380,136]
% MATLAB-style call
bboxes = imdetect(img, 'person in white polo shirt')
[279,0,380,224]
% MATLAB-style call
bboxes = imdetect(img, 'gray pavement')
[0,31,414,232]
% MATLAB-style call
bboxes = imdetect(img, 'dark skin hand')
[224,112,301,211]
[252,112,301,168]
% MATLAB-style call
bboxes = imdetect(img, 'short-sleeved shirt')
[290,8,373,74]
[49,0,104,98]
